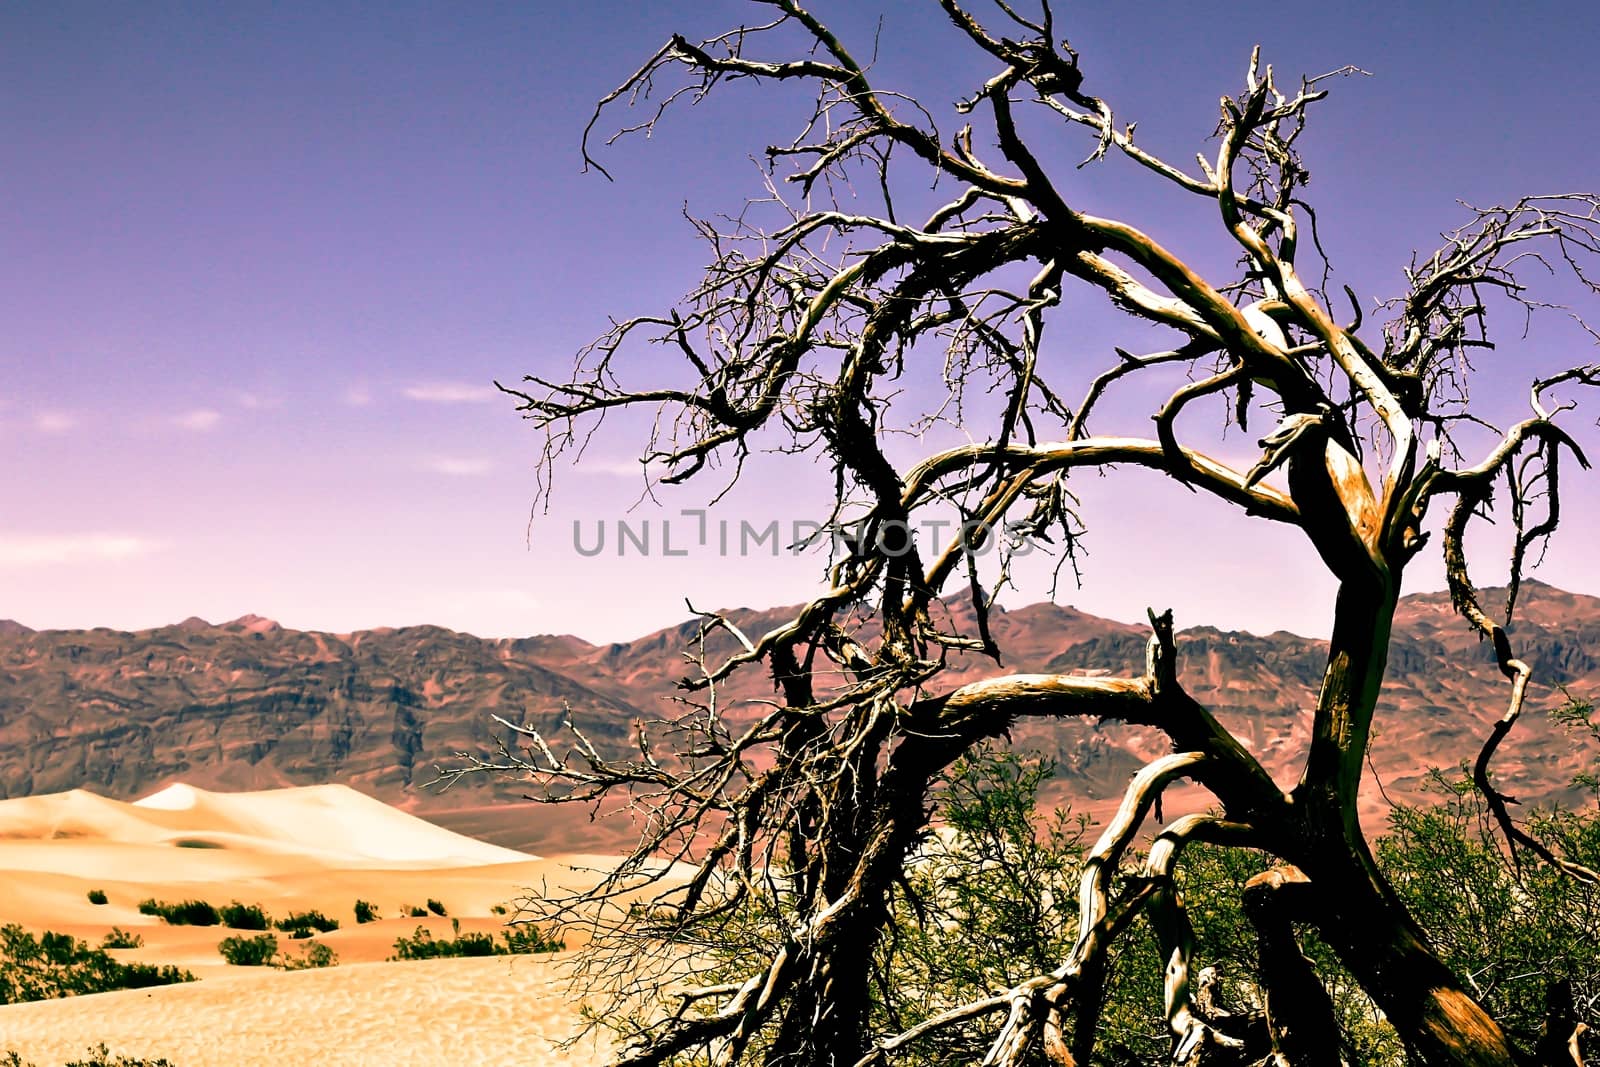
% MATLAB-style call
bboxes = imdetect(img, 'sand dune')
[0,782,530,868]
[0,782,636,1064]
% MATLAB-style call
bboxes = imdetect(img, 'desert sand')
[0,783,627,1065]
[0,954,613,1066]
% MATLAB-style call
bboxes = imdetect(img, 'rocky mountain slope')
[1,582,1595,851]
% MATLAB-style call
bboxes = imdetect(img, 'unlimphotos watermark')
[571,509,1039,559]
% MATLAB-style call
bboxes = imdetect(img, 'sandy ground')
[0,954,614,1066]
[0,783,639,1065]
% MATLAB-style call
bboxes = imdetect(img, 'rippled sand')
[0,953,612,1066]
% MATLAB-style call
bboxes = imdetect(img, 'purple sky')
[4,1,1599,642]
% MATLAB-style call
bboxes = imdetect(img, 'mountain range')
[1,581,1594,852]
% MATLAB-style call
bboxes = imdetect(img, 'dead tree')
[482,3,1600,1064]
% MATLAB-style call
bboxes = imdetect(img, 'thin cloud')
[403,382,498,404]
[422,456,494,477]
[0,533,164,568]
[231,391,277,410]
[170,409,222,431]
[33,411,78,434]
[343,385,374,407]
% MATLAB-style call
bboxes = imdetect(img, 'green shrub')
[139,895,275,930]
[353,899,378,924]
[501,922,564,954]
[449,930,499,957]
[169,899,219,926]
[217,933,278,967]
[137,898,219,926]
[115,962,194,991]
[1379,770,1600,1051]
[86,889,108,906]
[280,940,338,970]
[388,918,563,961]
[216,930,340,971]
[217,901,272,931]
[274,909,338,936]
[389,924,442,961]
[100,928,143,950]
[0,925,193,1004]
[425,898,447,917]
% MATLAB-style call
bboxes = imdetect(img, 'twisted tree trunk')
[1289,582,1525,1065]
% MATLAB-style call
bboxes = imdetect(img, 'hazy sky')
[4,1,1598,642]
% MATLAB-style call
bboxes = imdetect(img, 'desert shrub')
[217,933,278,966]
[447,930,500,957]
[280,940,338,970]
[490,903,508,916]
[217,931,340,971]
[217,901,272,930]
[390,924,448,961]
[389,918,563,961]
[353,899,378,924]
[118,963,193,992]
[86,889,108,906]
[501,922,564,954]
[137,898,219,926]
[167,900,218,926]
[0,925,192,1004]
[425,898,447,916]
[274,909,338,936]
[99,928,143,950]
[403,904,427,917]
[392,922,499,960]
[1379,770,1600,1055]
